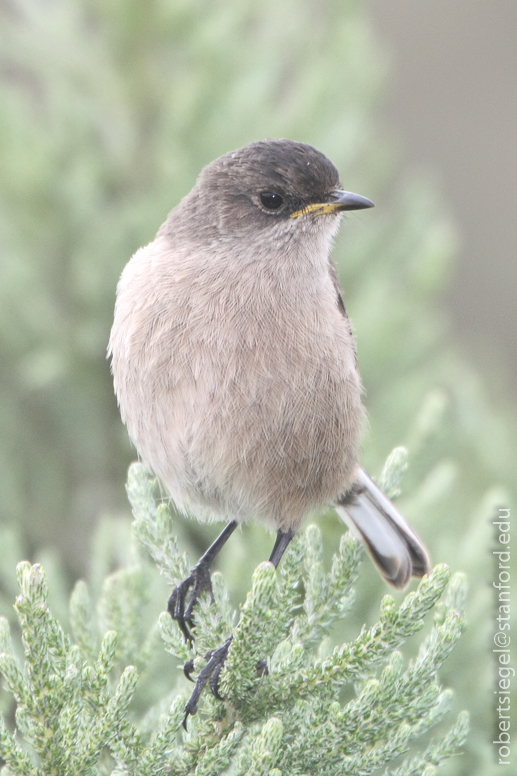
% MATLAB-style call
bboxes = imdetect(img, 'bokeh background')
[367,0,517,391]
[0,1,515,774]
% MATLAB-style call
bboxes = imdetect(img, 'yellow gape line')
[290,201,342,218]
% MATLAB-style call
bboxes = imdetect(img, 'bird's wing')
[327,257,348,318]
[327,257,359,369]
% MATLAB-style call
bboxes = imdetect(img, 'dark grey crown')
[198,139,341,213]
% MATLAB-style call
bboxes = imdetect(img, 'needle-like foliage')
[0,463,468,775]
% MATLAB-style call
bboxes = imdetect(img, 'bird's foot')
[168,560,214,643]
[183,636,233,727]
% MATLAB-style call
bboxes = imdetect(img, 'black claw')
[168,560,214,643]
[209,662,225,700]
[183,659,195,682]
[183,693,199,729]
[183,636,233,726]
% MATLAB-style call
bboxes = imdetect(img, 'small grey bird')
[109,139,429,716]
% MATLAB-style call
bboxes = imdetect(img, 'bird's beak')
[290,189,374,219]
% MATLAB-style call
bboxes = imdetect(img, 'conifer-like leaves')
[0,465,469,774]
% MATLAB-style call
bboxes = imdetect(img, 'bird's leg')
[168,520,238,642]
[182,527,295,725]
[268,527,295,567]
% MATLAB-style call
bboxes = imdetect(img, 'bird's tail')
[335,468,430,589]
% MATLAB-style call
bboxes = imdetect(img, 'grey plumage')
[109,139,429,589]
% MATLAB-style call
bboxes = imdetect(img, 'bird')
[108,138,430,718]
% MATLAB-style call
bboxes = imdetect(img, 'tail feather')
[335,468,430,589]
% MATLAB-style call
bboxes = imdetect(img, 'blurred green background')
[0,1,515,774]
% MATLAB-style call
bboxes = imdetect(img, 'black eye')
[259,191,284,211]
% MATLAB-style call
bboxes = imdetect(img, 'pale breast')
[109,236,365,530]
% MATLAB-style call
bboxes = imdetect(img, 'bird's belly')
[111,253,364,530]
[137,337,364,531]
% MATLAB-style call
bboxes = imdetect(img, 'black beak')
[329,189,375,211]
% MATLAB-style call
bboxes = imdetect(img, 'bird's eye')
[259,191,284,211]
